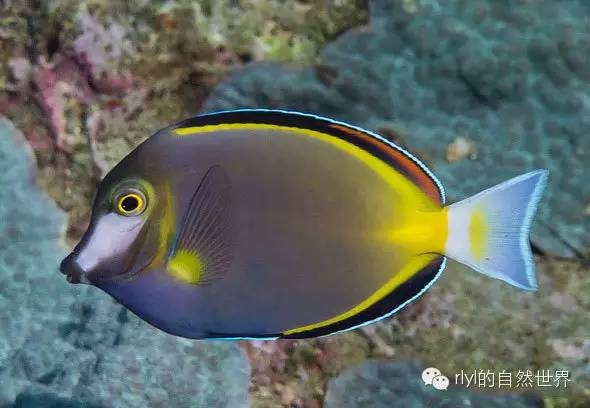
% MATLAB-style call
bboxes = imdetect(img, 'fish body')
[60,110,547,340]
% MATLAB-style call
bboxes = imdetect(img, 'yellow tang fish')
[60,110,548,340]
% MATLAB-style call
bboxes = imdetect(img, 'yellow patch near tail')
[388,207,448,255]
[469,206,488,260]
[285,207,448,336]
[167,249,203,284]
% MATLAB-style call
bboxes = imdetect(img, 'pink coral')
[10,11,135,150]
[7,57,32,88]
[32,54,96,148]
[73,11,133,77]
[33,57,69,148]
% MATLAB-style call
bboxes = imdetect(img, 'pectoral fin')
[167,165,234,285]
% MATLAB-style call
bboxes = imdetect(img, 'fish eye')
[115,190,147,216]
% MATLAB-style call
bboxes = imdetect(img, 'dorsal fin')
[171,109,445,205]
[167,165,234,285]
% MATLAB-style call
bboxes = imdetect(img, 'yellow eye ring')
[115,191,146,216]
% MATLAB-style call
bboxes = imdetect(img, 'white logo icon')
[421,367,441,385]
[432,374,450,390]
[421,367,449,390]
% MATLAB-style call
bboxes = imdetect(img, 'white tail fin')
[445,170,548,290]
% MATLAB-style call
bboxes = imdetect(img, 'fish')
[60,109,548,340]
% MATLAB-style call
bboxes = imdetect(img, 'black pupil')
[121,196,139,212]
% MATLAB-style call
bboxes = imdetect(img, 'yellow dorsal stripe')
[174,123,448,335]
[174,123,436,209]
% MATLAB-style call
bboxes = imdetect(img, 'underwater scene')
[0,0,588,407]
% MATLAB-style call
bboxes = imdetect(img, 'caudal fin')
[444,170,548,290]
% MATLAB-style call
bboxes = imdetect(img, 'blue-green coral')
[0,117,66,364]
[155,0,367,62]
[0,117,251,407]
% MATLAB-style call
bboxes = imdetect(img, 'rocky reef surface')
[0,117,250,408]
[325,361,542,408]
[204,0,590,258]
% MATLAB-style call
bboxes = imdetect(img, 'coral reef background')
[0,0,588,407]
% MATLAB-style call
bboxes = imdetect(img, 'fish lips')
[60,206,146,281]
[59,247,154,285]
[60,253,91,285]
[59,221,157,286]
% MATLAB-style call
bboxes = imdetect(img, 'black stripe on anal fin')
[280,256,446,339]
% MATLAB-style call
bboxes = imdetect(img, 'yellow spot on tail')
[167,250,203,284]
[469,206,488,260]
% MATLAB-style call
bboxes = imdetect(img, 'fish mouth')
[59,254,90,285]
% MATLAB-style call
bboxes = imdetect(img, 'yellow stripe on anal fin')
[283,253,439,335]
[469,206,488,260]
[167,249,203,284]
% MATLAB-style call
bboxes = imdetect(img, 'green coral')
[32,0,367,64]
[166,0,367,62]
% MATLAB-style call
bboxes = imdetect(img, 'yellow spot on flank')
[167,249,203,284]
[469,206,488,260]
